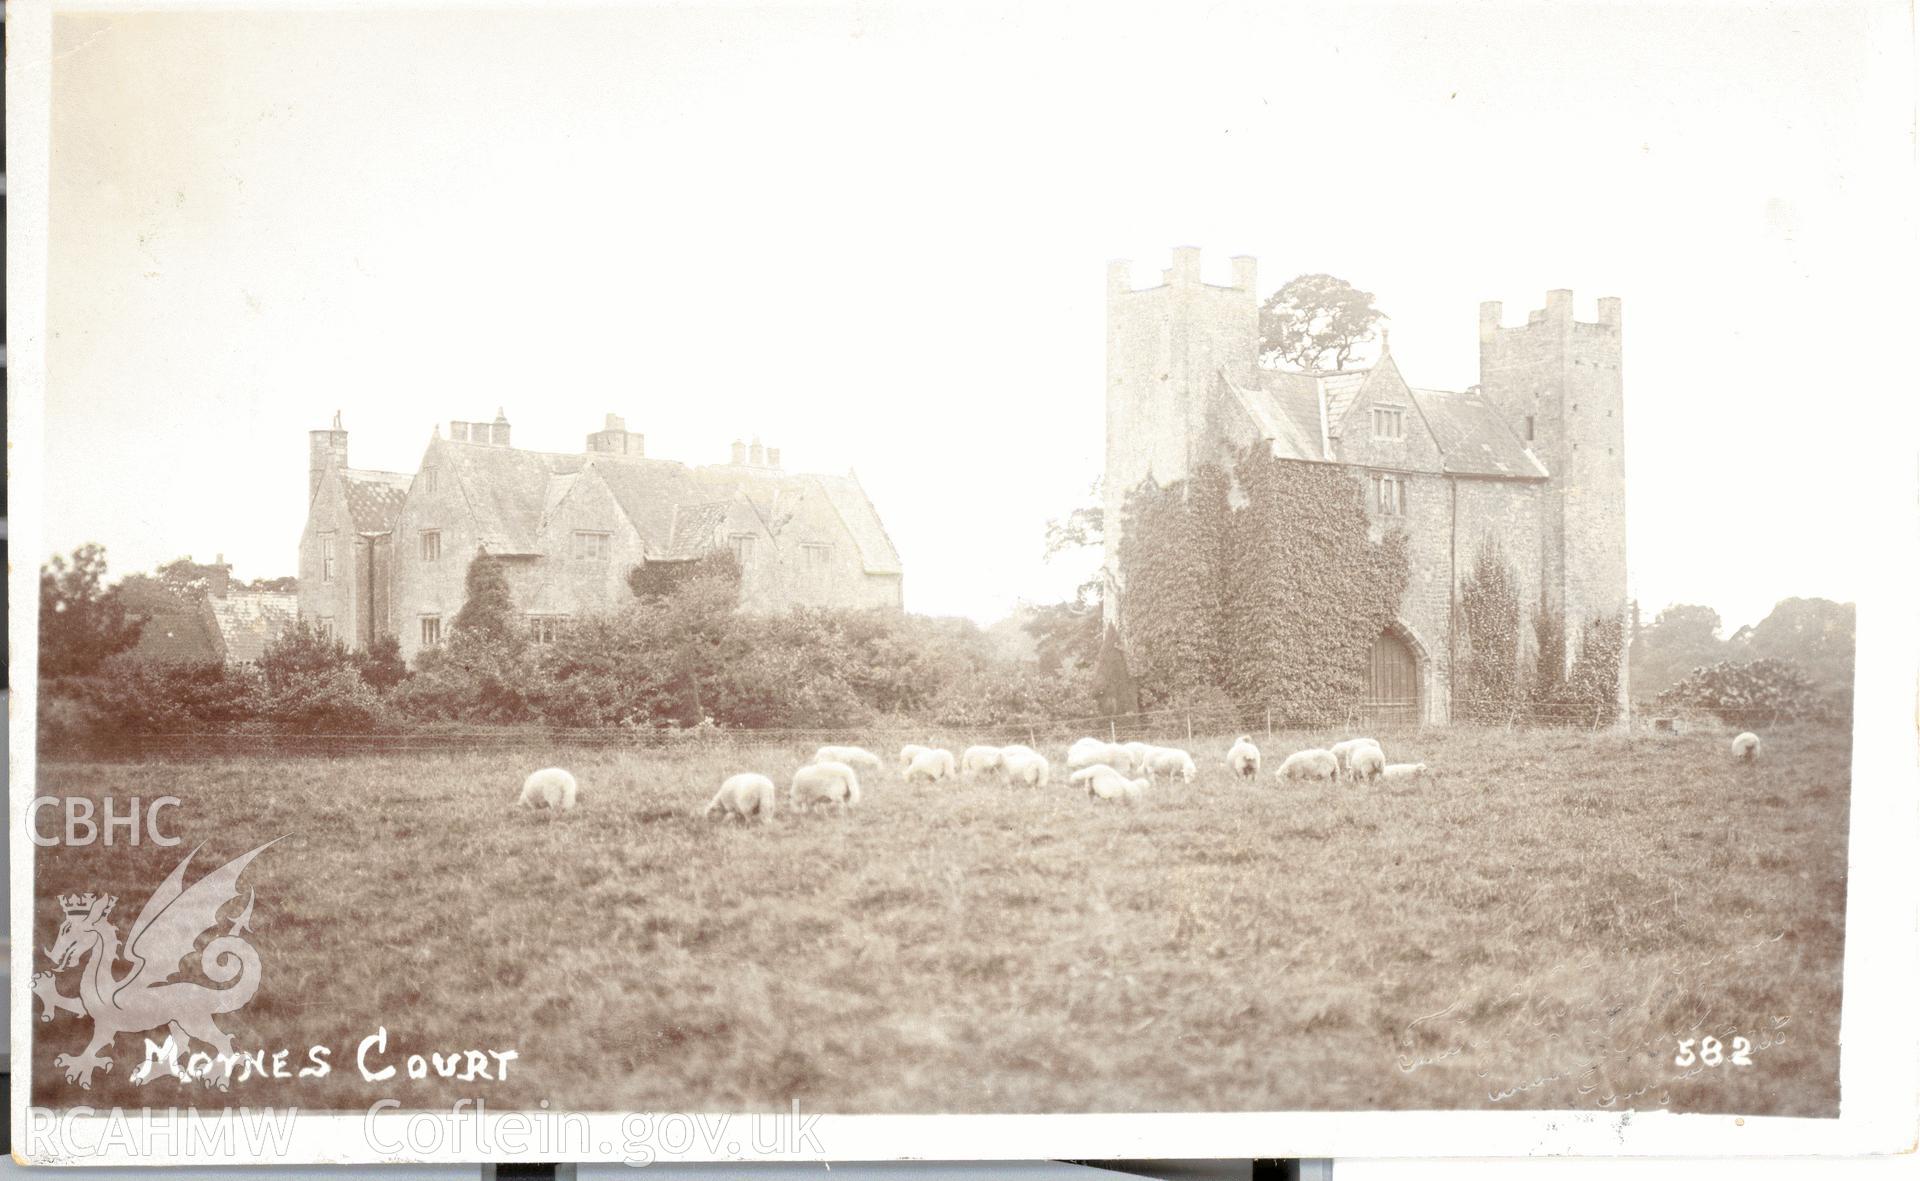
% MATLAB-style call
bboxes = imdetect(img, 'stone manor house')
[1103,248,1629,723]
[299,412,903,660]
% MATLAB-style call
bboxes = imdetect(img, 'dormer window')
[1371,407,1405,440]
[1525,415,1536,441]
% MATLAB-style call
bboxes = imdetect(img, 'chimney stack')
[731,438,748,465]
[749,437,765,466]
[766,446,781,469]
[209,553,232,599]
[586,411,644,457]
[307,411,349,503]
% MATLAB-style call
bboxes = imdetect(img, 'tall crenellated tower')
[1103,247,1260,619]
[1478,291,1629,706]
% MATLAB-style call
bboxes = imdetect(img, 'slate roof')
[120,581,223,664]
[207,591,299,664]
[666,501,733,559]
[1239,370,1330,461]
[1410,388,1550,479]
[339,469,412,534]
[441,442,586,554]
[1227,366,1546,480]
[591,459,704,557]
[814,473,905,575]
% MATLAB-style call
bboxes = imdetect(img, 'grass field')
[29,722,1850,1117]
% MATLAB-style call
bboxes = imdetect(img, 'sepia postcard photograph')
[6,0,1917,1167]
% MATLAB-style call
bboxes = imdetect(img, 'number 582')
[1676,1036,1753,1067]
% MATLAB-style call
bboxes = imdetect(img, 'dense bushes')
[40,550,1098,755]
[1655,657,1830,723]
[1457,540,1523,722]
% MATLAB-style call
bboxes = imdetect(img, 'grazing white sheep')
[905,747,958,784]
[1731,732,1760,762]
[1068,763,1120,785]
[1226,735,1262,780]
[1119,741,1155,772]
[1277,749,1340,782]
[1142,746,1198,784]
[999,743,1040,762]
[1083,768,1147,804]
[1348,745,1386,783]
[791,761,862,811]
[961,745,1006,778]
[898,744,931,773]
[1330,737,1385,778]
[1379,762,1428,783]
[1067,736,1122,771]
[704,773,776,823]
[518,767,579,811]
[815,745,884,776]
[1001,750,1051,788]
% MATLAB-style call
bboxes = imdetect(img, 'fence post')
[1265,707,1272,739]
[1028,725,1036,747]
[1110,719,1117,742]
[1186,714,1193,742]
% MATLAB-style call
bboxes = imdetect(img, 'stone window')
[420,615,443,647]
[1371,407,1405,440]
[1525,415,1535,441]
[422,467,437,493]
[1371,472,1406,517]
[320,533,336,583]
[572,531,612,560]
[802,543,832,570]
[528,615,567,645]
[728,533,756,563]
[420,530,442,562]
[318,616,335,642]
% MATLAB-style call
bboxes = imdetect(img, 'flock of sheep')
[512,731,1434,822]
[513,726,1766,820]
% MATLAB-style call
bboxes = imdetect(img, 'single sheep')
[791,761,862,811]
[1226,735,1262,780]
[1084,768,1147,804]
[961,745,1005,778]
[1731,732,1760,762]
[815,745,884,776]
[1277,749,1340,782]
[1348,745,1386,783]
[1119,741,1155,771]
[1002,750,1051,788]
[1142,746,1198,784]
[898,743,931,773]
[1379,762,1428,783]
[518,767,579,811]
[1068,762,1121,786]
[704,773,776,823]
[1330,737,1385,778]
[1067,736,1121,771]
[905,747,959,785]
[999,743,1041,763]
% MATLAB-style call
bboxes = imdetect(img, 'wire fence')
[39,697,1846,761]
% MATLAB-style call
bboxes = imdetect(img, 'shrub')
[1457,540,1523,722]
[1655,657,1826,724]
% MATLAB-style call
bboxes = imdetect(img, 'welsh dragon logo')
[35,840,279,1090]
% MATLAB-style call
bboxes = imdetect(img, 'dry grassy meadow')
[29,722,1849,1117]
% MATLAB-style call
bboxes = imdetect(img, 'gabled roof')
[339,469,412,535]
[1409,388,1549,479]
[1233,370,1329,462]
[666,501,733,560]
[441,441,585,554]
[814,473,904,575]
[119,580,223,664]
[590,458,703,558]
[206,591,299,664]
[1226,363,1547,481]
[1316,369,1373,432]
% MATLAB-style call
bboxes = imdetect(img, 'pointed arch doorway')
[1365,628,1421,725]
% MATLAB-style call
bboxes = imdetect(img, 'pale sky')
[42,0,1917,633]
